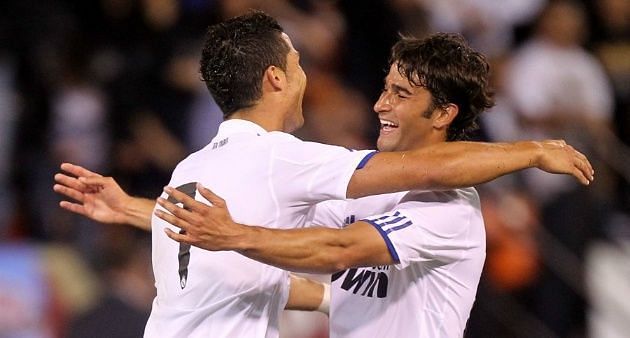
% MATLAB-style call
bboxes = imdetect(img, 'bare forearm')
[157,186,389,270]
[413,141,541,189]
[285,274,326,311]
[236,226,358,274]
[232,222,391,274]
[121,197,156,231]
[348,141,542,198]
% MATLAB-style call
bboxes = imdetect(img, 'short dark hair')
[391,33,494,141]
[200,10,290,117]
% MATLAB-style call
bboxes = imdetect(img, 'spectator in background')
[589,0,630,211]
[585,1,630,337]
[421,0,547,57]
[506,1,615,336]
[67,240,154,338]
[265,0,376,150]
[506,0,613,203]
[0,243,103,338]
[44,38,111,256]
[0,245,57,337]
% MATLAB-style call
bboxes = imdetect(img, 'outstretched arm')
[346,140,594,198]
[53,163,155,231]
[156,184,393,274]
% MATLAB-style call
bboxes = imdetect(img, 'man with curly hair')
[159,33,507,337]
[55,12,593,338]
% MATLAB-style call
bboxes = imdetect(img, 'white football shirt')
[313,188,485,338]
[144,119,375,338]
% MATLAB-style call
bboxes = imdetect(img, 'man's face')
[374,63,437,152]
[281,33,307,132]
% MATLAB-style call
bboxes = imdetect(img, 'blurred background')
[0,0,629,337]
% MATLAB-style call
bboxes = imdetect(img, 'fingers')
[566,145,594,176]
[155,197,197,228]
[196,183,226,208]
[576,152,593,178]
[583,155,595,180]
[566,146,594,184]
[59,201,87,216]
[54,172,88,192]
[575,157,594,184]
[53,183,85,202]
[154,207,191,231]
[156,196,192,219]
[60,163,103,178]
[164,228,193,245]
[572,167,590,186]
[547,140,595,185]
[55,173,104,195]
[55,165,106,196]
[79,176,113,187]
[163,186,208,214]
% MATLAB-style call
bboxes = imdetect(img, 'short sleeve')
[361,190,485,269]
[308,200,348,229]
[269,133,376,205]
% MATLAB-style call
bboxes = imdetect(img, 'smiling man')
[156,33,582,337]
[54,22,594,337]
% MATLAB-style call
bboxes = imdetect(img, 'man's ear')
[264,65,285,91]
[433,104,459,129]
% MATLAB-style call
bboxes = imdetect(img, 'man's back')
[144,119,373,337]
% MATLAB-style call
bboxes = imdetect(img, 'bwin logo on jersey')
[332,267,389,298]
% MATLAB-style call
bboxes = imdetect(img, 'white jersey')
[144,120,374,338]
[313,188,485,338]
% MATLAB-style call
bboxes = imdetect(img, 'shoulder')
[392,188,482,232]
[267,132,335,152]
[268,132,374,163]
[267,131,301,142]
[268,132,352,151]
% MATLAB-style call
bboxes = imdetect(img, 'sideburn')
[421,99,438,119]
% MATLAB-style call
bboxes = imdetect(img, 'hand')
[535,140,594,185]
[53,163,133,224]
[156,183,245,251]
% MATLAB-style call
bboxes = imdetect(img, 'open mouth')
[380,119,399,132]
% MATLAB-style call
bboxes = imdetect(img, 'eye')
[397,92,410,100]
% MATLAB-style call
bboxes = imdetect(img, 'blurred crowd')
[0,0,629,337]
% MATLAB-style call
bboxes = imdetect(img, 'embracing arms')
[53,163,329,312]
[346,140,593,198]
[54,139,593,225]
[157,184,393,274]
[53,164,389,274]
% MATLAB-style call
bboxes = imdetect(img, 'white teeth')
[379,119,398,128]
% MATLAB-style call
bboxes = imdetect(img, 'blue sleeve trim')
[364,219,400,263]
[356,151,378,169]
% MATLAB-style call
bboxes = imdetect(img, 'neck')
[391,133,447,152]
[414,133,448,150]
[229,105,287,132]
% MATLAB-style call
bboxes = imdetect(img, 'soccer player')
[154,33,581,337]
[54,11,593,338]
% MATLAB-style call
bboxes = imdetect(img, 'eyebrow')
[390,83,413,96]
